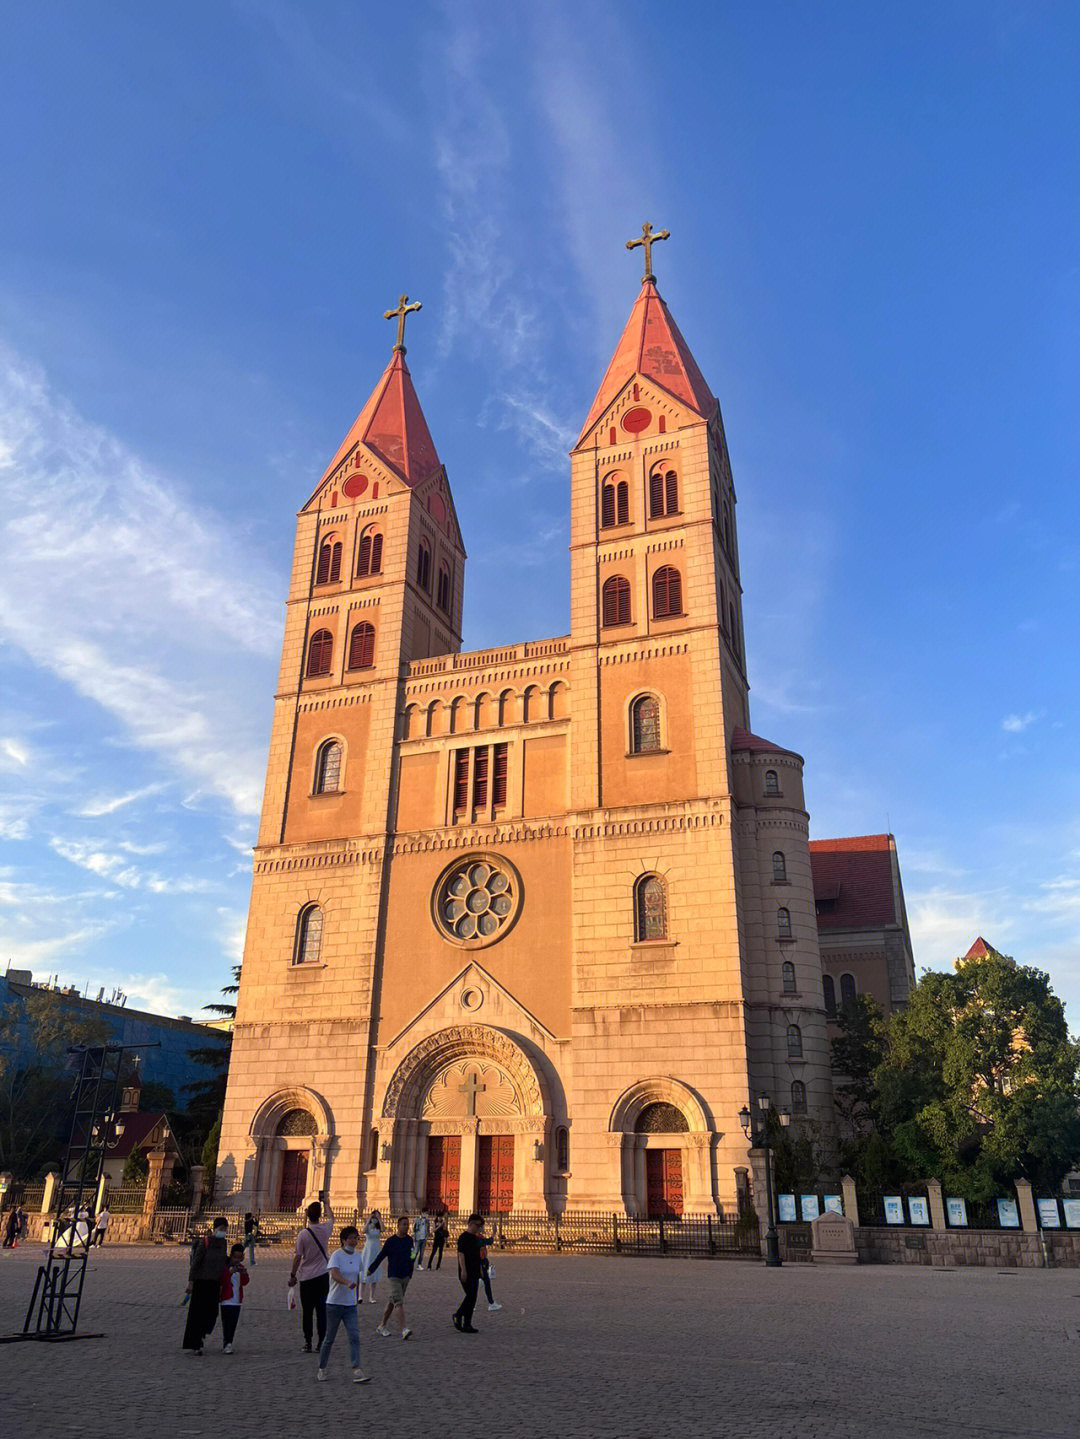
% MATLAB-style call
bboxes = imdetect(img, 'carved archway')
[609,1077,709,1134]
[608,1078,715,1218]
[250,1086,333,1139]
[248,1087,334,1212]
[382,1024,548,1120]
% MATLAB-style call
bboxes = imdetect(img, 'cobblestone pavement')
[3,1245,1080,1438]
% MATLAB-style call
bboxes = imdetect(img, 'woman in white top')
[359,1211,382,1304]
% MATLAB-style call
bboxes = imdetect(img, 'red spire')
[318,351,442,491]
[577,281,715,445]
[963,936,997,960]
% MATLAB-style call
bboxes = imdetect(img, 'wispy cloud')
[1002,711,1040,733]
[78,783,168,818]
[0,343,281,815]
[0,737,29,767]
[50,837,142,887]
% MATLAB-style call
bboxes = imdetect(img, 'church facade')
[216,244,913,1218]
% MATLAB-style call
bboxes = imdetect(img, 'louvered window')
[453,749,470,814]
[358,531,383,577]
[316,540,341,585]
[307,629,333,677]
[314,740,342,793]
[601,484,616,528]
[649,470,664,518]
[493,743,508,807]
[601,575,631,627]
[630,694,661,753]
[616,480,629,524]
[652,566,682,618]
[664,470,678,514]
[473,746,489,808]
[348,622,375,670]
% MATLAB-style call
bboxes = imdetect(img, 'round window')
[432,854,522,947]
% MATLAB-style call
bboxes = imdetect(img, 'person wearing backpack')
[289,1199,334,1353]
[184,1217,231,1354]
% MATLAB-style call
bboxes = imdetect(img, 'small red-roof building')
[809,834,915,1017]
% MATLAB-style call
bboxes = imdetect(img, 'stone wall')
[855,1226,1080,1268]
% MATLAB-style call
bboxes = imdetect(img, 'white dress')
[360,1223,382,1284]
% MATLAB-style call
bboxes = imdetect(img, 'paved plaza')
[2,1244,1079,1437]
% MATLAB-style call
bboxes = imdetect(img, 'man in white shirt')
[91,1207,110,1246]
[412,1210,430,1269]
[316,1225,371,1384]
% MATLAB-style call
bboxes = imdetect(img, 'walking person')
[289,1199,334,1353]
[411,1209,430,1269]
[480,1232,502,1312]
[429,1214,448,1270]
[219,1243,249,1352]
[316,1225,371,1384]
[243,1211,259,1267]
[91,1206,110,1247]
[453,1213,494,1333]
[368,1216,415,1341]
[183,1216,231,1355]
[2,1206,17,1249]
[359,1210,382,1304]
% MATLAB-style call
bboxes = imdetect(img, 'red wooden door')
[477,1135,515,1213]
[279,1150,308,1210]
[645,1149,683,1218]
[425,1136,461,1212]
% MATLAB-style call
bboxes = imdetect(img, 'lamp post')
[739,1094,790,1268]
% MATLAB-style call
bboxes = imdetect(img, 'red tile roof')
[809,834,897,931]
[317,351,442,492]
[963,936,998,959]
[731,727,802,761]
[577,281,716,443]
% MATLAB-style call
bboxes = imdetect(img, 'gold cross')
[626,222,670,284]
[383,293,422,354]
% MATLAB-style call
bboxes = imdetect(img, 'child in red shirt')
[219,1243,250,1352]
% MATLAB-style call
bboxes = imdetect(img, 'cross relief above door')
[422,1060,520,1119]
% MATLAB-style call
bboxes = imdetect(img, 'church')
[216,229,914,1219]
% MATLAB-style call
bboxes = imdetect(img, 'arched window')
[436,562,451,613]
[293,904,323,965]
[772,851,787,883]
[634,874,667,941]
[649,467,679,518]
[348,622,375,670]
[652,565,682,618]
[777,907,792,939]
[840,973,857,1012]
[635,1101,689,1133]
[366,1127,379,1171]
[630,694,662,753]
[791,1080,807,1115]
[416,538,431,592]
[276,1107,317,1136]
[316,539,342,585]
[601,482,616,529]
[764,769,780,797]
[602,575,631,627]
[306,629,333,677]
[555,1126,569,1172]
[787,1023,803,1059]
[781,960,796,994]
[617,480,629,525]
[357,529,383,577]
[823,974,837,1018]
[314,739,342,794]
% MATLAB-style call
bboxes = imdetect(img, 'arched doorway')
[609,1080,716,1216]
[248,1087,333,1212]
[380,1025,550,1214]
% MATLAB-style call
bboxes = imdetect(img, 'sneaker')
[352,1368,372,1384]
[462,1324,479,1333]
[301,1343,312,1353]
[488,1302,502,1311]
[401,1328,412,1340]
[376,1325,391,1337]
[223,1343,233,1353]
[316,1368,326,1382]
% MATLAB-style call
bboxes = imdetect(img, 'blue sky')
[1,2,1077,1020]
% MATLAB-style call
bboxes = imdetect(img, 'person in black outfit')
[429,1215,449,1270]
[184,1217,230,1354]
[453,1214,493,1333]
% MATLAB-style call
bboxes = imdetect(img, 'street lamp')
[740,1094,791,1268]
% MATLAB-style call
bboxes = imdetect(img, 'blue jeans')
[414,1238,427,1267]
[319,1303,360,1369]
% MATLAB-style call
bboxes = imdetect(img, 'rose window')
[433,856,521,946]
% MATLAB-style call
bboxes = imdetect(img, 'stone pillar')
[685,1134,716,1212]
[734,1166,751,1221]
[747,1147,772,1231]
[414,1132,429,1206]
[841,1174,859,1227]
[1015,1178,1038,1233]
[633,1137,647,1217]
[42,1172,61,1215]
[141,1148,177,1237]
[926,1178,946,1231]
[188,1164,207,1216]
[401,1121,418,1209]
[310,1136,331,1200]
[458,1120,479,1214]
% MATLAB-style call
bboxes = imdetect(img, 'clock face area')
[342,474,368,499]
[622,406,652,434]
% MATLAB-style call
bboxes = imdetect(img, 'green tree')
[0,990,111,1177]
[830,995,898,1187]
[184,965,238,1138]
[873,947,1080,1198]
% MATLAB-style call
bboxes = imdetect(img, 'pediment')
[383,961,556,1056]
[575,375,714,454]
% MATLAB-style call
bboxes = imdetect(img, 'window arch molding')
[293,902,325,966]
[648,462,679,518]
[609,1077,710,1135]
[312,735,346,795]
[600,471,630,528]
[626,690,667,755]
[249,1086,332,1144]
[316,536,342,585]
[633,871,669,942]
[306,628,334,678]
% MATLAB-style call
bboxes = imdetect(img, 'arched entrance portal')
[248,1087,333,1213]
[609,1080,717,1216]
[380,1025,550,1214]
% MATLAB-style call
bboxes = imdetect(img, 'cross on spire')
[626,222,670,285]
[458,1069,486,1116]
[384,293,422,355]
